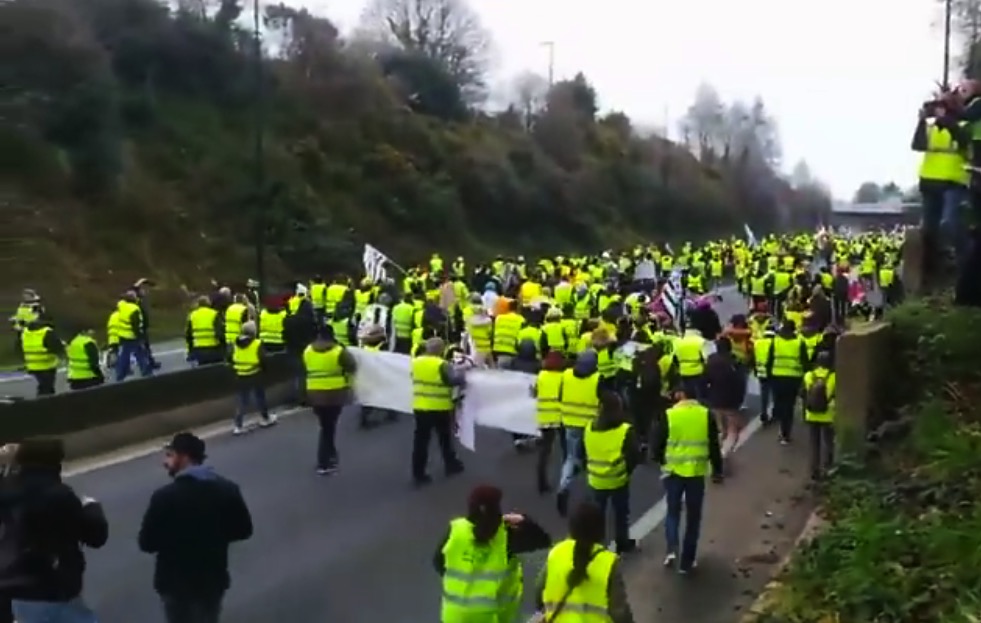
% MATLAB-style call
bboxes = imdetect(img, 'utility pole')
[943,0,953,88]
[540,41,555,86]
[252,0,267,299]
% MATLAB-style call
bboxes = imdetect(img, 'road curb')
[738,509,827,622]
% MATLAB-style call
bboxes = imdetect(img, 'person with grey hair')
[229,320,277,434]
[410,337,465,486]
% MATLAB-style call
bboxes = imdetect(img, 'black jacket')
[0,467,108,602]
[138,465,253,597]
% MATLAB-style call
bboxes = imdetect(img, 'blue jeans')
[592,485,631,547]
[235,385,269,427]
[941,185,968,263]
[12,598,98,623]
[663,474,706,570]
[558,426,585,491]
[115,339,152,382]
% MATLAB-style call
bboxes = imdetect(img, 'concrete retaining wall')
[835,321,896,458]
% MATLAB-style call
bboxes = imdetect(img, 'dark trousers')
[236,384,269,427]
[592,485,631,548]
[161,593,223,623]
[69,377,103,391]
[536,427,565,490]
[831,296,848,326]
[770,376,801,440]
[116,338,152,381]
[313,405,342,468]
[192,346,226,366]
[680,375,705,402]
[31,369,56,397]
[664,474,705,570]
[758,377,772,418]
[808,421,835,478]
[394,337,412,355]
[412,410,460,479]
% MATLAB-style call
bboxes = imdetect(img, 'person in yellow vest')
[492,299,525,368]
[304,324,357,475]
[8,288,41,338]
[802,351,836,481]
[533,352,567,493]
[749,326,776,425]
[913,101,969,273]
[229,321,277,435]
[534,501,634,623]
[309,275,327,325]
[584,392,640,553]
[765,319,809,445]
[222,293,251,351]
[104,306,121,373]
[653,386,723,573]
[66,328,104,391]
[464,297,494,367]
[16,318,64,397]
[672,328,706,400]
[113,290,153,381]
[258,297,287,354]
[185,295,224,366]
[556,349,602,517]
[435,485,551,623]
[411,337,466,485]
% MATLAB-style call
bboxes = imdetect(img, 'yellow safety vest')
[919,123,968,185]
[325,284,348,316]
[584,422,631,490]
[224,303,247,344]
[115,300,141,341]
[232,339,261,377]
[468,317,493,354]
[664,401,710,478]
[66,335,98,381]
[517,326,542,355]
[542,539,616,622]
[331,318,351,347]
[355,290,371,316]
[391,302,414,338]
[441,518,522,623]
[106,311,121,347]
[303,344,349,390]
[412,355,454,412]
[189,307,220,348]
[559,369,600,429]
[596,347,617,379]
[753,338,772,377]
[770,336,804,378]
[879,268,895,288]
[310,282,327,311]
[802,333,821,362]
[561,319,579,354]
[21,327,58,372]
[492,313,524,355]
[803,368,836,424]
[674,335,705,377]
[536,370,563,428]
[258,309,285,345]
[12,304,38,330]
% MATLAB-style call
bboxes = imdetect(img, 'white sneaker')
[232,426,245,436]
[663,552,677,567]
[259,414,278,427]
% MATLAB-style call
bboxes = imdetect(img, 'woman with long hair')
[534,502,635,623]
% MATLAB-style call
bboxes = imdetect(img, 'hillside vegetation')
[764,300,981,623]
[0,0,829,343]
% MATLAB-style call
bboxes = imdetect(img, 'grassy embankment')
[761,298,981,623]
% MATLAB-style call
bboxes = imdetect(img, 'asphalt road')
[63,291,752,623]
[0,339,187,399]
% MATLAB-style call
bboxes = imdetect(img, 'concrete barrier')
[901,226,924,295]
[0,354,296,460]
[835,321,895,458]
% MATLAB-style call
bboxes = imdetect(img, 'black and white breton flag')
[362,243,390,283]
[660,270,684,330]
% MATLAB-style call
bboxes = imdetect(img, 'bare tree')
[679,83,726,161]
[790,160,813,189]
[360,0,491,100]
[511,71,547,130]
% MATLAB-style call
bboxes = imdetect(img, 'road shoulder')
[621,425,815,623]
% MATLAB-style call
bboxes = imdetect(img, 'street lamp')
[943,0,953,88]
[252,0,267,299]
[540,41,555,87]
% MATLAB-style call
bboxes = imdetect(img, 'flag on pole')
[660,269,684,330]
[743,224,758,247]
[363,243,391,282]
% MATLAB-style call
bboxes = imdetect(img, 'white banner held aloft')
[362,243,390,282]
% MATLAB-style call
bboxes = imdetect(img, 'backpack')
[634,348,661,391]
[804,375,830,413]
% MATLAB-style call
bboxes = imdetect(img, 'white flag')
[743,224,758,247]
[362,243,390,282]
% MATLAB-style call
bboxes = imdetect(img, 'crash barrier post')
[0,354,296,460]
[834,321,895,460]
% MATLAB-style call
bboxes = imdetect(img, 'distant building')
[830,198,921,230]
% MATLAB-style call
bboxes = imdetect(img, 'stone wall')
[835,321,895,457]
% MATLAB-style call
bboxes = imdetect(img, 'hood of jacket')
[235,334,256,349]
[175,464,221,482]
[572,349,598,378]
[309,338,334,353]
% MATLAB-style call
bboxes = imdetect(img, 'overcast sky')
[302,0,946,199]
